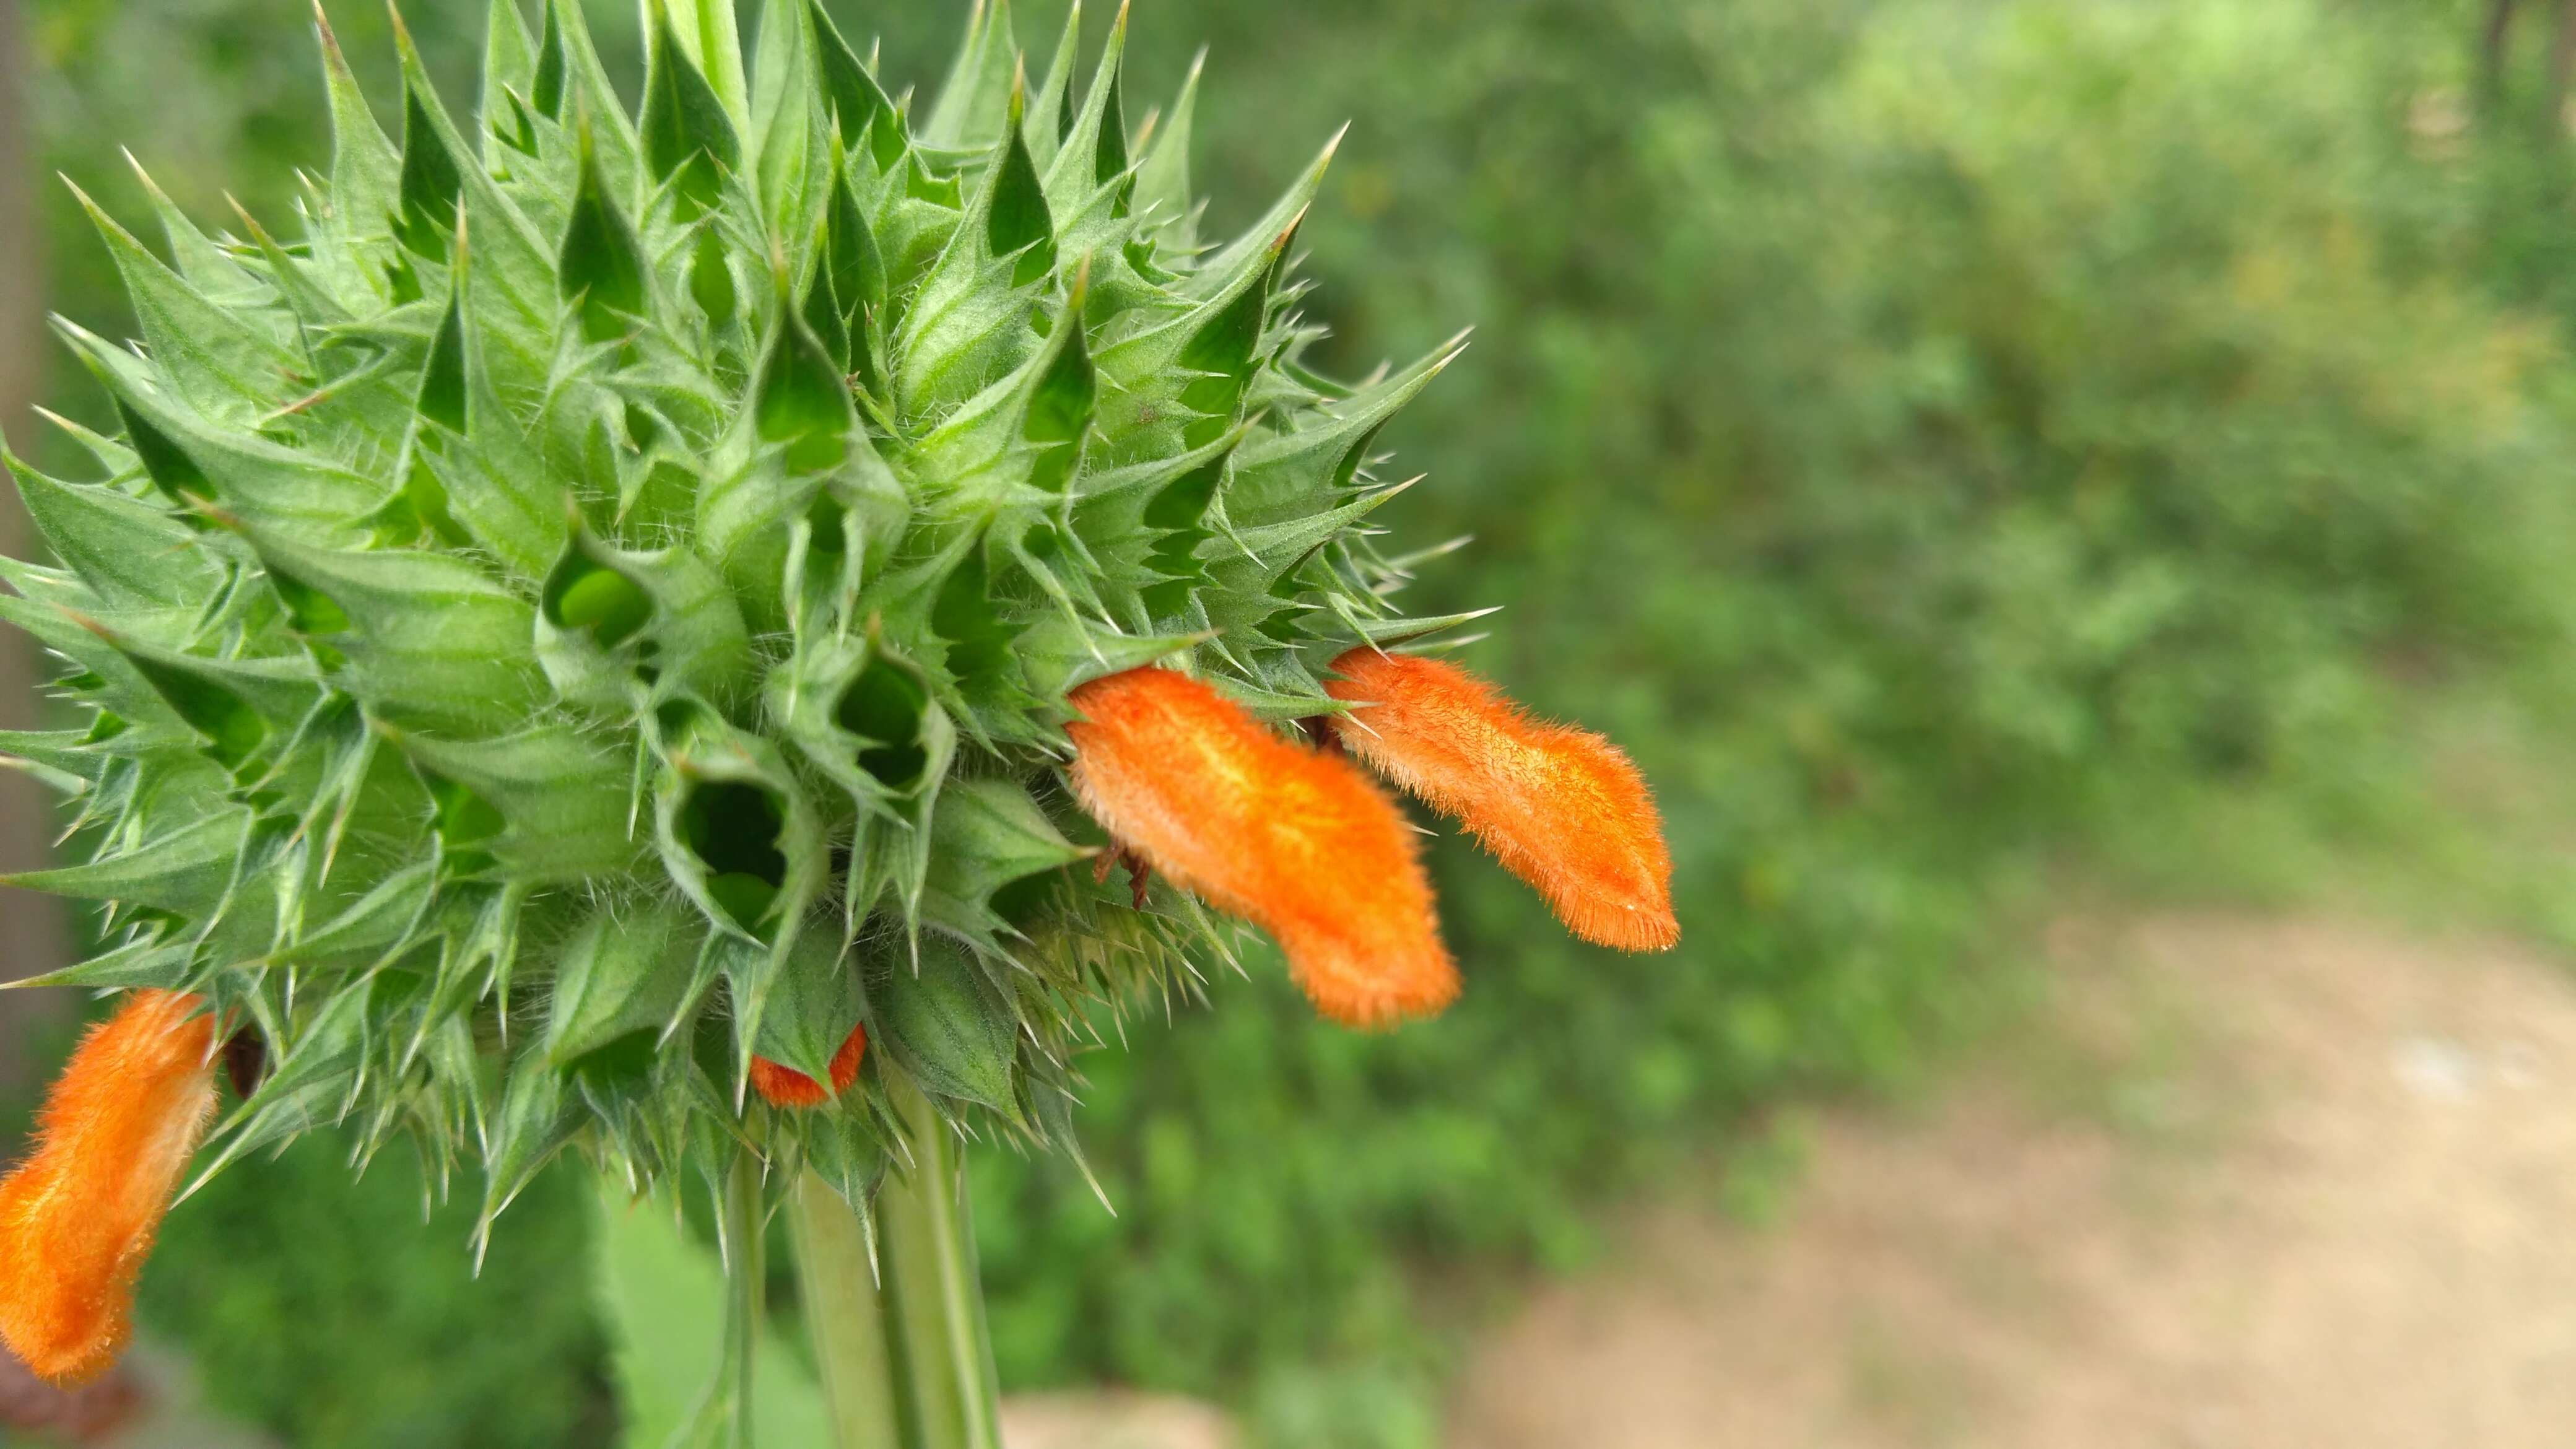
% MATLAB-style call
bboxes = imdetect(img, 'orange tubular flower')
[1326,650,1679,953]
[0,990,218,1386]
[749,1024,868,1109]
[1067,668,1458,1029]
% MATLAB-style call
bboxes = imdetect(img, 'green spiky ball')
[0,0,1471,1230]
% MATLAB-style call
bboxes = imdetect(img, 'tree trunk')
[2552,0,2576,129]
[0,0,74,1086]
[2487,0,2522,107]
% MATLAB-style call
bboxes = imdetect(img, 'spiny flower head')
[0,0,1674,1334]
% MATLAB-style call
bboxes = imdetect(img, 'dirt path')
[1446,914,2576,1449]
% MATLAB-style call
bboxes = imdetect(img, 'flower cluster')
[0,0,1674,1388]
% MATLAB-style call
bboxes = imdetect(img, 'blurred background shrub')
[14,0,2576,1443]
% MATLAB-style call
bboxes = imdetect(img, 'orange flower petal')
[749,1024,867,1109]
[1326,650,1679,953]
[1067,668,1458,1028]
[0,990,217,1386]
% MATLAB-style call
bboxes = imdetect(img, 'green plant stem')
[790,1169,905,1449]
[720,1147,765,1449]
[877,1073,1003,1449]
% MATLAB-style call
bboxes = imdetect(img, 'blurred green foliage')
[16,0,2576,1444]
[139,1142,614,1449]
[968,8,2576,1440]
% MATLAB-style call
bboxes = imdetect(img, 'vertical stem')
[719,1147,765,1449]
[790,1169,905,1449]
[877,1073,1003,1449]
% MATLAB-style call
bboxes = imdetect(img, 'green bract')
[1,0,1469,1237]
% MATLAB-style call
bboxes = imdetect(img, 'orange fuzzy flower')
[1326,650,1679,953]
[0,990,217,1386]
[1066,668,1458,1028]
[749,1024,868,1109]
